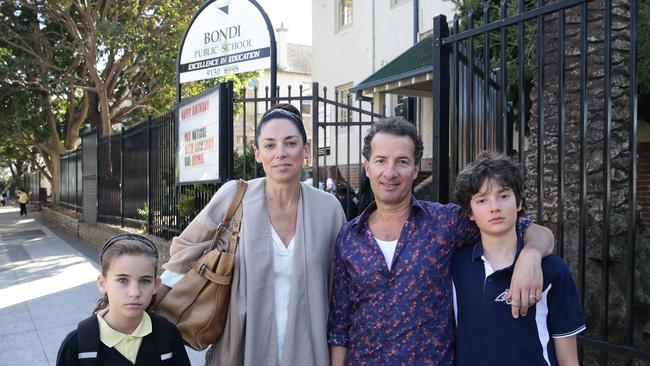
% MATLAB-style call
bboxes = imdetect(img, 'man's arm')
[553,336,579,366]
[330,346,347,366]
[509,223,554,318]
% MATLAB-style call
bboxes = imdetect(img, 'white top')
[271,226,295,363]
[375,237,398,270]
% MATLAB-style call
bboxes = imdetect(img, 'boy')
[451,151,585,366]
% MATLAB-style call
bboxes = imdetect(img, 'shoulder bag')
[155,180,247,350]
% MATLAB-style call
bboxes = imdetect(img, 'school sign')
[178,0,272,83]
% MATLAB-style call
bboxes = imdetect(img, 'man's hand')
[508,248,543,318]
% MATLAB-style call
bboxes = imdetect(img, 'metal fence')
[432,0,644,363]
[17,171,42,206]
[60,148,82,210]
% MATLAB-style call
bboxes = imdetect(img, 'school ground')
[0,204,206,366]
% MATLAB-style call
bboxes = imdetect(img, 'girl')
[56,234,190,366]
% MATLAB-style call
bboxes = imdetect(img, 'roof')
[351,35,433,93]
[286,43,312,74]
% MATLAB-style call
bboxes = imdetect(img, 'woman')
[157,104,346,366]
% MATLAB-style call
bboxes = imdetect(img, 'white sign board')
[179,0,271,83]
[177,88,221,183]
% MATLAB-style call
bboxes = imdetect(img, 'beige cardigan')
[163,178,346,366]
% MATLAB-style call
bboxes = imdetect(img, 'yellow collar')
[96,307,152,348]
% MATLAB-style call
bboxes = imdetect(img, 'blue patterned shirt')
[328,198,530,365]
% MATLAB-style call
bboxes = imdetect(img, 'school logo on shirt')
[494,289,512,305]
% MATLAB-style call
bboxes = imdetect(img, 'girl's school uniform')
[56,310,190,366]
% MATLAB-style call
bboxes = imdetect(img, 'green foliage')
[177,192,199,218]
[233,141,265,181]
[137,203,150,233]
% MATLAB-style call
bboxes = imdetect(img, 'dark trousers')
[19,203,27,215]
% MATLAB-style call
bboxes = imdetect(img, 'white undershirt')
[271,227,295,363]
[375,237,398,270]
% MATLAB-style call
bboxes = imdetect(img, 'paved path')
[0,205,205,365]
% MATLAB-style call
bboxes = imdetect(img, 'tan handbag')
[156,180,247,350]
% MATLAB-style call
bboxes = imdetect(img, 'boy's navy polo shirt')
[451,235,586,366]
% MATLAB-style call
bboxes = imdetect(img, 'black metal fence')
[16,171,42,206]
[432,0,644,363]
[60,148,82,210]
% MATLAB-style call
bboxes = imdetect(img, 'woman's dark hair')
[362,117,424,164]
[94,234,159,313]
[255,104,307,147]
[454,150,525,216]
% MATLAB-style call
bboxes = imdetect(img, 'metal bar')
[468,11,475,162]
[600,0,612,362]
[120,127,124,227]
[499,0,507,153]
[558,9,565,258]
[625,0,638,361]
[254,87,259,177]
[578,337,650,361]
[518,0,525,169]
[578,0,588,308]
[443,0,584,44]
[147,115,153,235]
[483,2,490,151]
[413,0,419,44]
[451,16,460,181]
[536,0,545,223]
[323,87,329,174]
[242,88,247,179]
[432,15,450,202]
[312,82,320,188]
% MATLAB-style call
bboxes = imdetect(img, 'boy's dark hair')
[362,117,423,164]
[454,150,525,216]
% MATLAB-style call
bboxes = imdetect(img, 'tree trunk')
[525,0,647,359]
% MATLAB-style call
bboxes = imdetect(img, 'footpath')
[0,205,205,365]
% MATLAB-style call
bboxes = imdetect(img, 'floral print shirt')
[327,198,529,365]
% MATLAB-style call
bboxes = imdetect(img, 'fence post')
[147,115,153,235]
[432,15,450,202]
[120,126,125,227]
[311,82,320,188]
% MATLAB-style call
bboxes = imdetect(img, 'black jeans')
[19,203,27,215]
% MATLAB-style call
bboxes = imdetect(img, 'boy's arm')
[509,223,555,318]
[553,336,579,366]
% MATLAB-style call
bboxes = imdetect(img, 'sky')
[255,0,312,45]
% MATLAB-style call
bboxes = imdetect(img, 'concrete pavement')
[0,205,206,365]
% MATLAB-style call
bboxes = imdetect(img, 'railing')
[60,148,82,211]
[432,0,644,363]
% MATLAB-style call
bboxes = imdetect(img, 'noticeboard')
[176,85,230,184]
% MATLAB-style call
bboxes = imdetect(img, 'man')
[328,118,554,365]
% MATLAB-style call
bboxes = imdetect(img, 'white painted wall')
[312,0,456,92]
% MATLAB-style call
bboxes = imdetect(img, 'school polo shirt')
[97,307,152,364]
[451,237,586,366]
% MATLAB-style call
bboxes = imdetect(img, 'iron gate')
[432,0,644,363]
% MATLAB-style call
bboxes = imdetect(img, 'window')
[336,82,353,122]
[337,0,353,31]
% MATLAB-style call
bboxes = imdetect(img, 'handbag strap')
[208,180,247,252]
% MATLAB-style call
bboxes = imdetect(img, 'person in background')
[451,151,585,366]
[16,188,28,216]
